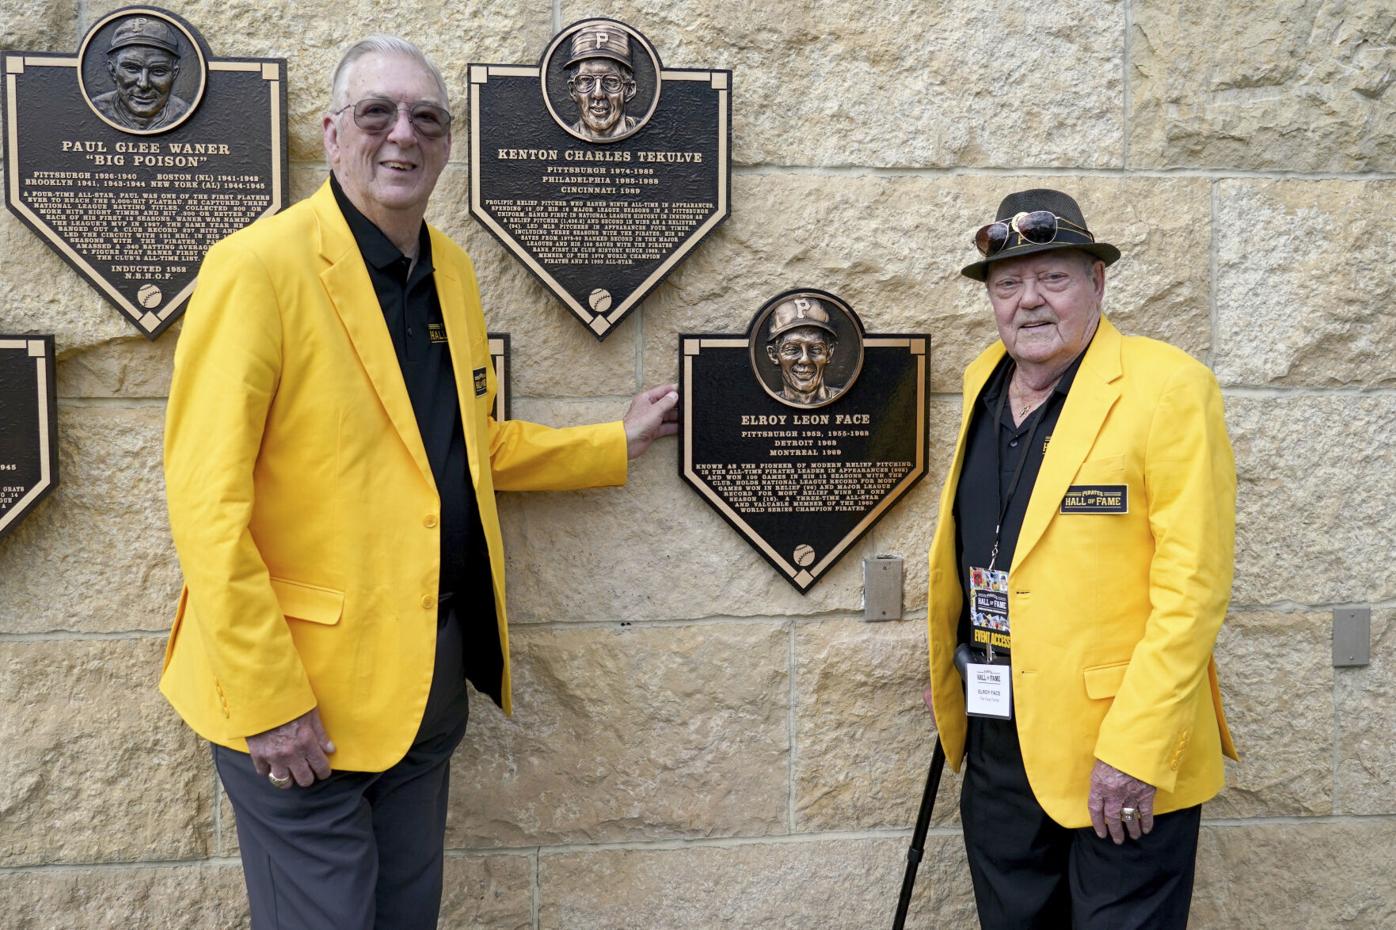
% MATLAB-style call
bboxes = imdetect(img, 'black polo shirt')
[953,345,1088,651]
[330,172,479,602]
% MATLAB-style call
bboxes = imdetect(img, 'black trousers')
[961,715,1201,930]
[215,605,469,930]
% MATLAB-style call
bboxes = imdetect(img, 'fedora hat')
[960,188,1120,281]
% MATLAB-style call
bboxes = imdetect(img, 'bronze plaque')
[468,19,731,340]
[2,7,288,339]
[680,290,930,592]
[488,332,511,421]
[0,335,58,541]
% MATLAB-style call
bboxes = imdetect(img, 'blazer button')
[424,514,439,528]
[421,594,436,610]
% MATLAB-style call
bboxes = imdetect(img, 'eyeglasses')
[331,97,452,139]
[973,210,1094,257]
[569,74,629,94]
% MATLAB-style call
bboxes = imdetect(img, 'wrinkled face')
[568,58,634,135]
[986,250,1104,372]
[323,53,451,226]
[107,46,178,118]
[767,327,834,395]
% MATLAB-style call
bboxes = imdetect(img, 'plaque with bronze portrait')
[468,19,731,340]
[0,335,58,542]
[2,7,288,338]
[680,290,930,592]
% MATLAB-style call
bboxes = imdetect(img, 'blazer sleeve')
[480,340,629,491]
[1093,361,1236,792]
[164,238,318,737]
[486,418,628,492]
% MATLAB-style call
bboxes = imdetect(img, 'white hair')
[328,35,449,112]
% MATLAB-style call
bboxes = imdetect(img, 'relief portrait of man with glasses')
[564,22,641,141]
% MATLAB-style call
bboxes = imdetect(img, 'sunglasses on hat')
[973,210,1095,257]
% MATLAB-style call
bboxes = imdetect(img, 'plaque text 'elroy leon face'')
[2,6,288,338]
[680,290,930,592]
[468,19,731,340]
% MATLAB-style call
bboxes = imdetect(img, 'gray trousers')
[215,606,469,930]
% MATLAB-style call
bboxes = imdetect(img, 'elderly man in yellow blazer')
[160,36,677,930]
[924,189,1237,929]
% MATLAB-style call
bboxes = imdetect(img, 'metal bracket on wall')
[863,556,903,621]
[1333,607,1371,668]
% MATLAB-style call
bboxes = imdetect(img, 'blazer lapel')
[1011,316,1124,572]
[430,239,482,484]
[312,182,433,486]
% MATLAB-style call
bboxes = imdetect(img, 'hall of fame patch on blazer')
[1060,484,1128,514]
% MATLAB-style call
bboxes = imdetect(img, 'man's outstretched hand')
[624,383,680,460]
[246,706,336,789]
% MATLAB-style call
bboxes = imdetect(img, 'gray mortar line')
[532,846,542,930]
[0,630,167,642]
[1122,0,1133,170]
[730,164,1396,182]
[787,619,798,834]
[54,396,168,407]
[1209,180,1219,369]
[1222,385,1396,397]
[9,813,1396,874]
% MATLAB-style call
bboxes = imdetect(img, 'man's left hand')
[1088,759,1156,844]
[624,383,680,460]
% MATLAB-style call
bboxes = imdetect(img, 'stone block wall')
[2,1,1393,927]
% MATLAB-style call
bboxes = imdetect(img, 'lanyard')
[986,365,1050,572]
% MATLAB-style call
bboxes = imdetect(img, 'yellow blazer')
[160,180,628,772]
[926,317,1239,828]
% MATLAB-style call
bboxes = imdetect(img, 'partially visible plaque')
[488,332,511,421]
[2,7,288,338]
[0,336,58,541]
[469,19,731,340]
[680,291,929,593]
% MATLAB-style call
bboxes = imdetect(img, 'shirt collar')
[329,171,434,279]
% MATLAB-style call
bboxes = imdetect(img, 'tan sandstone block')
[0,404,180,634]
[0,639,212,865]
[1227,394,1396,606]
[446,623,789,847]
[439,855,534,930]
[85,0,556,164]
[538,835,976,929]
[794,618,963,832]
[0,863,248,929]
[561,0,1124,168]
[1130,1,1396,171]
[0,0,77,50]
[498,397,868,622]
[1192,821,1396,928]
[1215,179,1396,387]
[56,332,178,399]
[1209,611,1333,818]
[428,166,643,398]
[1335,609,1396,815]
[639,174,1210,396]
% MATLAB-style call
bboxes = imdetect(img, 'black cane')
[892,736,946,929]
